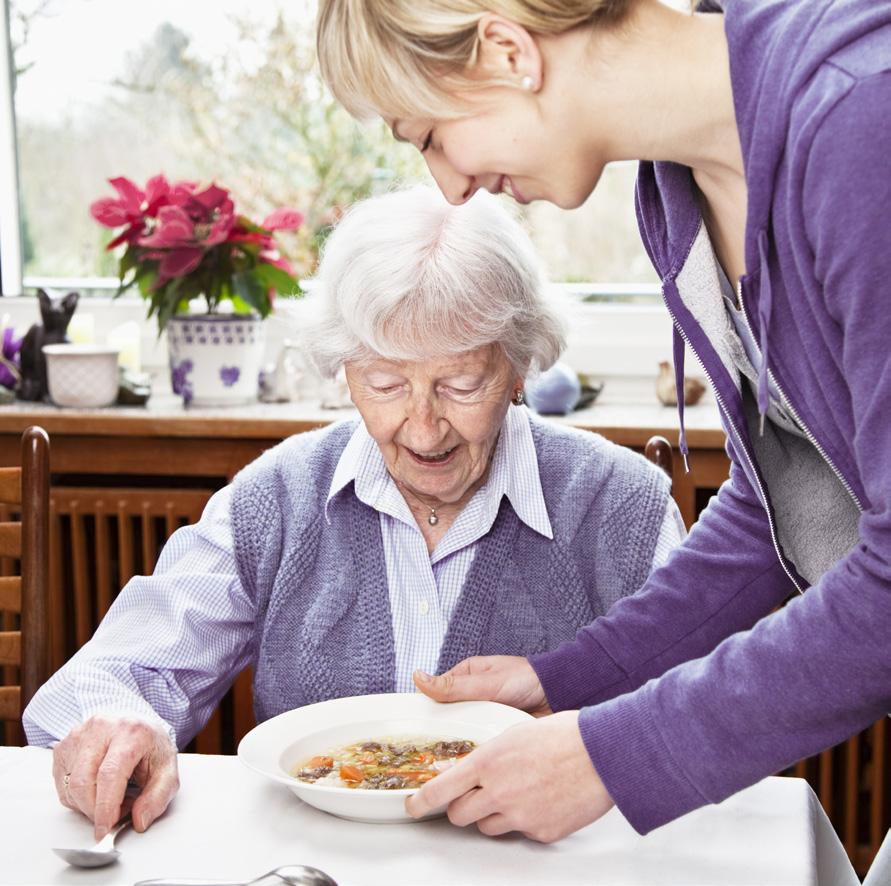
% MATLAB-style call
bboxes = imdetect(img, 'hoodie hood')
[717,0,891,273]
[636,0,891,452]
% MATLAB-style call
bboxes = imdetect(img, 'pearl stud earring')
[521,75,534,91]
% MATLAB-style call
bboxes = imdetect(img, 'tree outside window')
[10,0,658,292]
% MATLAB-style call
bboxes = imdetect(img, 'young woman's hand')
[405,711,613,841]
[413,655,552,717]
[52,715,179,841]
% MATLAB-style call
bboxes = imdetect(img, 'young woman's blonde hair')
[316,0,634,121]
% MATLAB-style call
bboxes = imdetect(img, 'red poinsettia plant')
[91,175,303,332]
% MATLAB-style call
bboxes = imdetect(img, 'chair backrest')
[0,426,50,743]
[43,484,256,753]
[644,435,673,486]
[48,486,211,669]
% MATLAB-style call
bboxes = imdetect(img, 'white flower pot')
[166,314,265,407]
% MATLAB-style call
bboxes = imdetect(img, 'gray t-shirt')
[716,267,860,586]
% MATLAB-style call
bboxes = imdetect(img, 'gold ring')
[63,773,71,801]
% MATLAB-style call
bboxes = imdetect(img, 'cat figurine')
[18,289,79,401]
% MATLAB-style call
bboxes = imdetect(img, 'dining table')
[0,746,861,886]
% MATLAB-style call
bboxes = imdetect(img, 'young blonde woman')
[317,0,891,844]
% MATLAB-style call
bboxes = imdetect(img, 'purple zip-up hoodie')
[529,0,891,833]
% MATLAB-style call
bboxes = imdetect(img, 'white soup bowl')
[237,693,533,824]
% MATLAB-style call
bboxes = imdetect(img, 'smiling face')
[388,16,608,209]
[393,96,604,210]
[345,346,522,507]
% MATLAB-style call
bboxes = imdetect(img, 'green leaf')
[115,275,136,298]
[254,261,300,295]
[156,297,182,335]
[229,294,254,315]
[154,277,189,335]
[118,246,138,279]
[178,275,203,303]
[231,270,270,317]
[137,269,158,298]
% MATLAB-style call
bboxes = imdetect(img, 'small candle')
[67,313,95,345]
[107,321,141,373]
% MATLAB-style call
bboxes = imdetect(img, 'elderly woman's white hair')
[303,186,566,378]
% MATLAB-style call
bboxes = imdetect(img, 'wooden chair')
[48,486,212,671]
[48,485,254,753]
[0,426,50,745]
[644,434,673,485]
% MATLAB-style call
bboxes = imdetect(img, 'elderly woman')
[24,186,682,840]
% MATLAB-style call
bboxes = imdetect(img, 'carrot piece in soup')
[305,756,334,769]
[340,764,365,784]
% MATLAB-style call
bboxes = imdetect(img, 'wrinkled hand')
[405,711,614,842]
[414,656,552,717]
[52,716,179,841]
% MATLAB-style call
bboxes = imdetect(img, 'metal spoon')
[135,866,338,886]
[52,813,132,868]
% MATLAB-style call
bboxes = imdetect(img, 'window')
[6,0,661,300]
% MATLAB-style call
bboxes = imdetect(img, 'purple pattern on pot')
[172,359,194,404]
[220,366,240,387]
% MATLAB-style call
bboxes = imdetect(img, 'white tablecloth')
[0,747,859,886]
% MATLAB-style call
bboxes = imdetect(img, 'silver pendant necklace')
[399,482,441,527]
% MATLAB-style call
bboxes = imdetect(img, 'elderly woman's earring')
[521,75,534,92]
[513,389,525,406]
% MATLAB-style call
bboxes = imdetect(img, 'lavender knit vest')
[229,417,670,723]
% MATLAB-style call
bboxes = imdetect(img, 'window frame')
[0,0,23,296]
[0,3,683,386]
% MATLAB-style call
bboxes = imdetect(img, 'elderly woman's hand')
[52,716,179,841]
[405,711,614,842]
[413,655,552,717]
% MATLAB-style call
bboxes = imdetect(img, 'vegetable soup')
[294,737,476,790]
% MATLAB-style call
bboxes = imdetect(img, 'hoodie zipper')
[664,295,806,595]
[736,279,864,513]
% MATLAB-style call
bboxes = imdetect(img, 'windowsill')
[0,376,722,448]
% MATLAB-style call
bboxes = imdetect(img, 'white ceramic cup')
[42,343,121,408]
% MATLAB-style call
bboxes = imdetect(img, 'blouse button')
[419,600,430,616]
